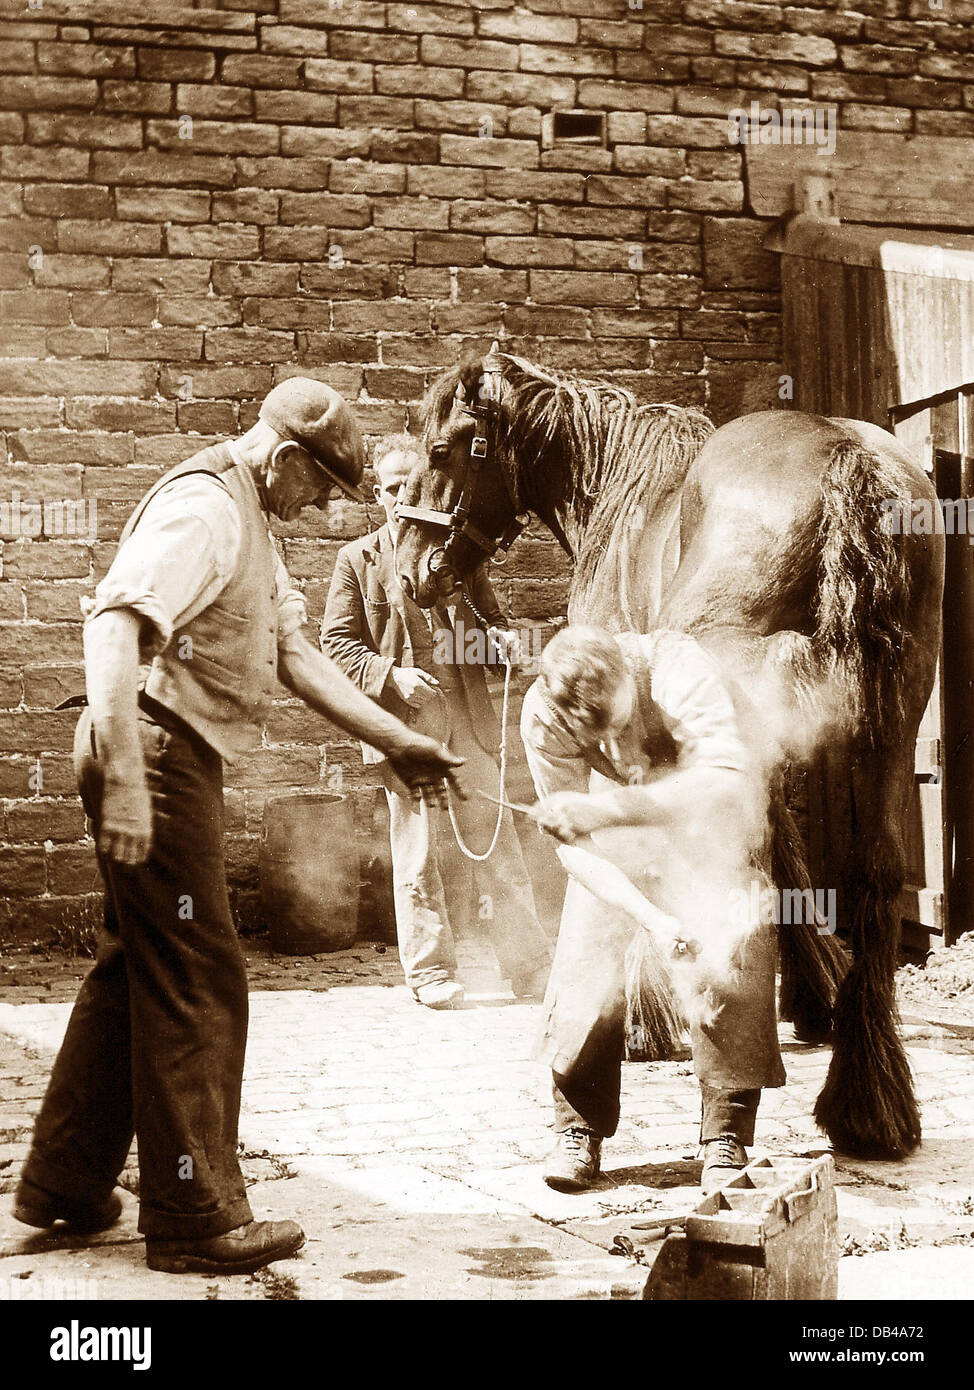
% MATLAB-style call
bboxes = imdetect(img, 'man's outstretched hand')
[386,734,465,809]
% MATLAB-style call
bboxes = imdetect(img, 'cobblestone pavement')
[1,939,973,1301]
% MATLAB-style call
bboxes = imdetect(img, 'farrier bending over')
[14,380,461,1277]
[520,625,784,1196]
[321,435,550,1010]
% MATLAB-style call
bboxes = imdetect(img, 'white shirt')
[520,629,750,799]
[85,444,307,654]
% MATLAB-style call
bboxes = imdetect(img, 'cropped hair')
[373,433,422,473]
[540,625,627,730]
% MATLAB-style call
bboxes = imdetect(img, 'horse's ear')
[489,339,501,357]
[454,380,466,403]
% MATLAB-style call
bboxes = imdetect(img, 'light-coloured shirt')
[520,629,750,801]
[85,445,307,655]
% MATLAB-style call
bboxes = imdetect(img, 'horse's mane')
[423,354,714,627]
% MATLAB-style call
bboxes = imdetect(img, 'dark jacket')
[321,524,506,764]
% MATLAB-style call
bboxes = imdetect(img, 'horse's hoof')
[793,1024,833,1046]
[788,1008,834,1046]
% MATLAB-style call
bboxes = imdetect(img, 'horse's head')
[395,346,527,607]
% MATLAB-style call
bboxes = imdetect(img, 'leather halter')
[395,359,529,568]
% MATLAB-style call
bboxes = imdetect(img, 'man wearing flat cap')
[14,378,462,1276]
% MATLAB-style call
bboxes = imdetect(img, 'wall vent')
[542,111,607,148]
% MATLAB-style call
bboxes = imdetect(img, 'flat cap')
[259,377,365,501]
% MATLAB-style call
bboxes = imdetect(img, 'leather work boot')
[146,1219,305,1275]
[543,1127,603,1192]
[700,1134,748,1195]
[413,980,464,1010]
[14,1180,123,1234]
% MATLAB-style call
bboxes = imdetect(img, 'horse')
[393,348,945,1162]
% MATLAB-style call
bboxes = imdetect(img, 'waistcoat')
[118,443,279,761]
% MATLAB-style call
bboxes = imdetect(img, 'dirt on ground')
[898,932,974,1022]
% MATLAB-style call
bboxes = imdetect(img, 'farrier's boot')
[699,1134,748,1195]
[13,1178,123,1234]
[543,1127,603,1192]
[146,1219,305,1275]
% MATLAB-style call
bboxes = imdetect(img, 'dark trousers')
[552,1026,760,1146]
[18,705,253,1240]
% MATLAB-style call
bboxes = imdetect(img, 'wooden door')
[892,390,974,949]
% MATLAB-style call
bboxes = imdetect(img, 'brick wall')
[0,0,967,943]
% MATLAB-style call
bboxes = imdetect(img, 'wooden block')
[897,884,945,932]
[914,737,941,777]
[747,133,974,227]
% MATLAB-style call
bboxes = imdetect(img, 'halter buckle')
[470,435,488,459]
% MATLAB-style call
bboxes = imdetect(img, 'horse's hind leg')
[705,628,848,1043]
[813,749,922,1159]
[768,772,848,1044]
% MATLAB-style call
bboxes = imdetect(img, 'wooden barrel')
[259,792,359,954]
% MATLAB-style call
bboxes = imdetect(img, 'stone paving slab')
[839,1246,974,1300]
[0,1163,644,1303]
[1,942,973,1300]
[0,1185,302,1303]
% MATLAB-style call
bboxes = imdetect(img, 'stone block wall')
[0,0,967,939]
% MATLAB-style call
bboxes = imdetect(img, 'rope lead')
[446,587,513,863]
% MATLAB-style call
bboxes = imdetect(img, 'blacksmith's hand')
[99,772,153,865]
[389,666,440,708]
[487,627,522,666]
[536,791,609,843]
[387,734,465,809]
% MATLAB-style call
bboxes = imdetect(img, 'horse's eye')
[429,442,450,466]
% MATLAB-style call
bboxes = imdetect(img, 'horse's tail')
[812,438,913,748]
[814,844,922,1157]
[758,436,911,1052]
[809,436,924,1156]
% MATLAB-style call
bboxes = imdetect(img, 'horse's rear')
[399,349,945,1162]
[658,410,944,1158]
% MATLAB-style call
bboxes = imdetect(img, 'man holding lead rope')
[322,435,551,1010]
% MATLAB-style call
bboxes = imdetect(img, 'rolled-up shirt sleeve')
[640,631,750,776]
[273,545,308,646]
[84,476,241,654]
